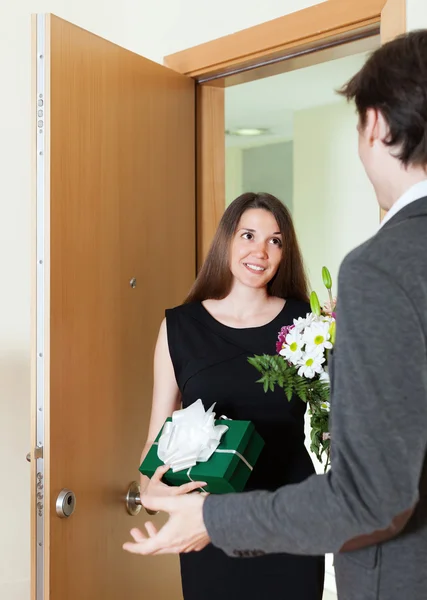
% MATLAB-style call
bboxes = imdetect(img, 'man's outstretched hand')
[123,493,211,555]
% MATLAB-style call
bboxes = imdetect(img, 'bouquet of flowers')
[248,267,336,470]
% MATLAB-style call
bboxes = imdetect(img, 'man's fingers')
[123,527,182,556]
[150,546,182,555]
[183,539,208,553]
[123,540,183,556]
[130,528,147,543]
[123,528,149,553]
[123,540,161,555]
[123,541,142,554]
[144,521,158,538]
[152,464,170,482]
[175,481,208,495]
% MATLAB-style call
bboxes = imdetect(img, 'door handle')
[125,481,143,516]
[125,481,158,516]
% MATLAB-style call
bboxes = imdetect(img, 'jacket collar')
[380,196,427,231]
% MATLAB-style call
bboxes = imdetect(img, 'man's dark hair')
[339,30,427,167]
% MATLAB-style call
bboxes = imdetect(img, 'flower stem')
[328,289,334,312]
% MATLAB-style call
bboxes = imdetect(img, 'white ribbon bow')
[157,399,229,473]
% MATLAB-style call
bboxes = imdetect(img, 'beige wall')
[293,100,379,296]
[0,1,325,598]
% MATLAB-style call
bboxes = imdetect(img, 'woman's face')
[229,208,283,290]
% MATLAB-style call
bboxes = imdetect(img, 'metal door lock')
[26,446,44,462]
[56,489,76,518]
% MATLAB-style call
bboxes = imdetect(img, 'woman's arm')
[139,318,181,491]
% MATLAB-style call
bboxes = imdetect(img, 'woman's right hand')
[141,464,207,499]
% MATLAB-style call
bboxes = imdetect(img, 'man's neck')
[378,165,427,212]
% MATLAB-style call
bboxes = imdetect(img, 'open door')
[31,14,195,599]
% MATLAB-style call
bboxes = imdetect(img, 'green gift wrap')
[139,418,264,494]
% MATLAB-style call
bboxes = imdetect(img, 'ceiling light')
[226,127,269,137]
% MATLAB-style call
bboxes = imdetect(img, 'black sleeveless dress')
[165,300,325,600]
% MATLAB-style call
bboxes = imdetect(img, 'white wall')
[407,0,427,29]
[225,146,243,206]
[0,1,326,598]
[293,100,379,297]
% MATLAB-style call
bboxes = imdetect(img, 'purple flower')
[276,324,294,354]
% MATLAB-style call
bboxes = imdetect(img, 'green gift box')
[139,418,264,494]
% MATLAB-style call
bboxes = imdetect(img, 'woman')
[139,192,325,599]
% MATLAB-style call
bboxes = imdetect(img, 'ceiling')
[225,51,369,148]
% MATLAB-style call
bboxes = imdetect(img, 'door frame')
[164,0,406,266]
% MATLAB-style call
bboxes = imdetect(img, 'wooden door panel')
[35,14,195,599]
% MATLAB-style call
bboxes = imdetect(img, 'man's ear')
[367,108,390,145]
[365,108,385,146]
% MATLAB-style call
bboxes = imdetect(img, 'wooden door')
[31,14,195,599]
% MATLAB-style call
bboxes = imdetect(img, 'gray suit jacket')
[203,197,427,600]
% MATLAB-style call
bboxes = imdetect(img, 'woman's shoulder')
[165,301,200,320]
[164,303,202,344]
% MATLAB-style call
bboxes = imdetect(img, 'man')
[124,31,427,599]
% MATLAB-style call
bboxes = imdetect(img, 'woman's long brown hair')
[185,192,309,304]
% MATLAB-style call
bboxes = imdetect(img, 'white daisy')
[319,371,330,385]
[320,401,330,412]
[280,329,304,365]
[302,321,333,353]
[297,350,325,378]
[293,312,316,333]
